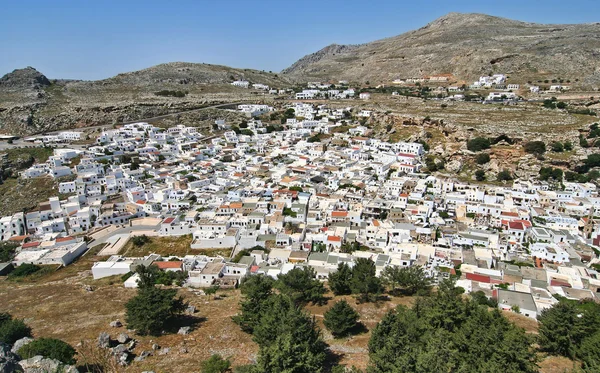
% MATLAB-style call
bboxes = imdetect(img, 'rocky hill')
[282,13,600,87]
[0,63,288,135]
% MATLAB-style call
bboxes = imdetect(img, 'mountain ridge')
[281,12,600,86]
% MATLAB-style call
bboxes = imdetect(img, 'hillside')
[282,13,600,86]
[0,63,288,135]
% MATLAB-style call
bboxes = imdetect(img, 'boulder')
[134,351,152,362]
[0,360,23,373]
[185,305,196,315]
[111,344,127,355]
[18,356,78,373]
[97,333,110,348]
[446,159,463,173]
[177,327,190,335]
[116,333,129,344]
[10,338,33,355]
[109,320,122,328]
[158,348,170,356]
[151,343,160,351]
[0,342,22,373]
[117,352,129,366]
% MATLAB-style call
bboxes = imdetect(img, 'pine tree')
[350,258,382,302]
[125,286,186,336]
[323,300,360,338]
[328,263,352,296]
[232,274,274,334]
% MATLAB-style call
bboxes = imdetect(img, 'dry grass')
[119,235,232,259]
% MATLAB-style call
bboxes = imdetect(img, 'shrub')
[0,315,32,346]
[18,338,76,365]
[497,169,513,182]
[524,141,546,155]
[467,137,491,152]
[201,354,231,373]
[475,170,486,181]
[131,235,150,247]
[551,142,564,152]
[475,153,490,164]
[8,263,41,278]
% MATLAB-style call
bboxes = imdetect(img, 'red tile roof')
[155,261,183,269]
[56,236,74,242]
[23,242,41,249]
[327,235,342,242]
[163,217,175,224]
[331,211,348,218]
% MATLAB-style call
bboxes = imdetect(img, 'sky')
[1,0,599,80]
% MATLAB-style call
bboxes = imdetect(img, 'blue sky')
[1,0,599,80]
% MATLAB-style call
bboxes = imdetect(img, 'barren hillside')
[282,13,600,87]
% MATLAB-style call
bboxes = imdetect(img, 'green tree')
[467,137,491,152]
[350,258,382,302]
[328,263,353,296]
[233,275,275,334]
[276,267,326,305]
[204,284,220,299]
[381,265,432,296]
[201,354,231,373]
[18,338,76,365]
[537,300,596,358]
[324,300,360,338]
[135,264,160,289]
[578,332,600,372]
[475,153,490,164]
[368,280,537,373]
[0,242,19,262]
[475,170,486,181]
[252,295,328,373]
[125,286,186,336]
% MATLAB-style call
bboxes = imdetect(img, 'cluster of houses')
[1,102,600,320]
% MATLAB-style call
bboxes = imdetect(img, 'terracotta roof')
[155,261,183,269]
[7,235,27,242]
[23,242,41,249]
[508,221,525,231]
[230,202,243,209]
[136,200,146,205]
[327,235,342,242]
[163,217,175,224]
[331,211,348,218]
[56,236,74,242]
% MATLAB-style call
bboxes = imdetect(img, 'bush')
[0,242,19,262]
[497,169,513,182]
[475,170,486,181]
[524,141,546,155]
[475,153,490,164]
[551,142,564,152]
[8,263,41,278]
[18,338,76,365]
[201,354,231,373]
[324,300,360,338]
[131,235,150,247]
[467,137,491,152]
[0,315,32,346]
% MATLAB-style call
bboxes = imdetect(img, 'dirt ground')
[0,254,580,372]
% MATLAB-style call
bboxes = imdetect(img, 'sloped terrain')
[283,13,600,86]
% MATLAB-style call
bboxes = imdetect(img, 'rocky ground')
[283,13,600,87]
